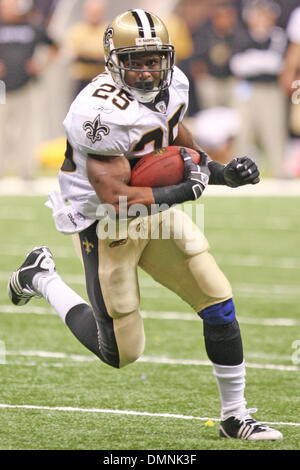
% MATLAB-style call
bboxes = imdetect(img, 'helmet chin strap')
[123,74,160,103]
[127,87,159,103]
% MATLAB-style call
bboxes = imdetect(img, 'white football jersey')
[59,65,189,227]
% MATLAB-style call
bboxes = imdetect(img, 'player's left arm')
[174,122,260,187]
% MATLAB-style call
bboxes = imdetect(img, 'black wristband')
[208,161,226,185]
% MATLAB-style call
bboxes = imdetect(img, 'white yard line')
[141,311,300,327]
[0,305,54,315]
[140,285,300,301]
[6,349,96,362]
[2,249,300,270]
[215,254,300,270]
[233,283,300,296]
[1,304,299,326]
[5,348,293,363]
[1,270,300,298]
[142,291,299,302]
[0,209,36,221]
[138,277,300,295]
[3,349,299,373]
[208,220,298,232]
[1,231,300,269]
[0,177,59,196]
[0,247,75,259]
[138,355,299,372]
[0,272,84,284]
[0,402,298,427]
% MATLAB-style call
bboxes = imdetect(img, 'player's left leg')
[199,301,282,440]
[139,208,282,440]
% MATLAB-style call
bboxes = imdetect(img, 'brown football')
[130,146,200,187]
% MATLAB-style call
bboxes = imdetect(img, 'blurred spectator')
[280,6,300,96]
[280,5,300,139]
[235,0,299,28]
[28,0,60,29]
[0,0,59,180]
[280,6,300,175]
[163,13,194,66]
[185,106,241,164]
[230,0,288,178]
[173,0,210,115]
[64,0,107,98]
[139,0,194,65]
[250,0,299,29]
[175,0,210,36]
[190,0,241,109]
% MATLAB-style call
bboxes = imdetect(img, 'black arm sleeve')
[152,181,197,207]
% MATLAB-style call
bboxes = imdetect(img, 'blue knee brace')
[198,299,235,325]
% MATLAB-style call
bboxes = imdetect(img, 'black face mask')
[134,80,155,91]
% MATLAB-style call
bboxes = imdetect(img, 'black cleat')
[220,408,283,441]
[8,246,55,306]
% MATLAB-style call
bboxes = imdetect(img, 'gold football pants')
[74,208,232,368]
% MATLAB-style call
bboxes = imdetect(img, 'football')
[130,146,200,187]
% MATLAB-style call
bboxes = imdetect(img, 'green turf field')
[0,194,299,450]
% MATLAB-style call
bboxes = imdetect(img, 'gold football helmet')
[103,9,175,103]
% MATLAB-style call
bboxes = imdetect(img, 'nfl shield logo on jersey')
[83,114,110,144]
[155,101,167,114]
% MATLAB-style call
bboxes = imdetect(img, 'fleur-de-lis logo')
[82,238,94,254]
[83,114,110,144]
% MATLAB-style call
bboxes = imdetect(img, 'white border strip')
[0,403,298,427]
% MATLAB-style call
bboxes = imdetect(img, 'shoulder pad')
[63,76,139,155]
[172,66,189,92]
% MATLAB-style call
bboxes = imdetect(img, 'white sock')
[32,272,88,323]
[213,361,247,420]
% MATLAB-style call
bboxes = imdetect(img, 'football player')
[8,9,282,441]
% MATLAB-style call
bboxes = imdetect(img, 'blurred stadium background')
[1,0,300,185]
